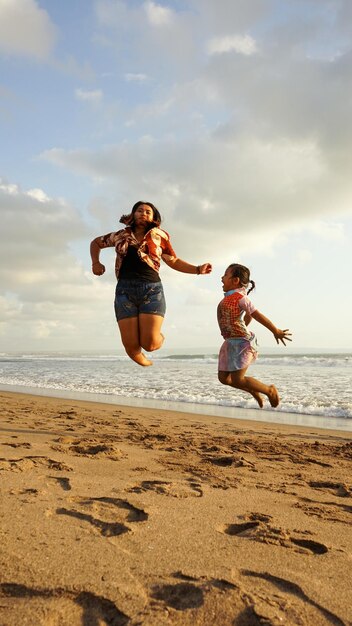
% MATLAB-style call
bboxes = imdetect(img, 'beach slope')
[0,391,351,625]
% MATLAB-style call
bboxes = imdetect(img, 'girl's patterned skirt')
[218,333,258,372]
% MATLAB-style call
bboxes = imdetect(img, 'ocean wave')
[1,376,351,420]
[1,352,351,423]
[0,352,351,367]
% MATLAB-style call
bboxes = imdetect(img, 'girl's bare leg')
[218,371,264,407]
[249,391,264,408]
[139,313,165,353]
[118,317,152,366]
[219,369,279,407]
[230,369,280,407]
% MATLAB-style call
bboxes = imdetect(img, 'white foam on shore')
[1,383,351,432]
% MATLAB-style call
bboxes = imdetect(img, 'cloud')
[144,1,174,26]
[295,249,313,265]
[26,188,50,203]
[207,34,257,56]
[310,221,345,241]
[40,128,350,263]
[124,73,148,82]
[0,178,87,298]
[75,88,103,103]
[0,0,57,59]
[0,178,120,350]
[94,0,197,81]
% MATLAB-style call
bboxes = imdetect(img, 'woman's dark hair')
[119,201,162,231]
[227,263,255,295]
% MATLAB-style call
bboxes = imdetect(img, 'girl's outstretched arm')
[244,313,252,326]
[251,310,292,345]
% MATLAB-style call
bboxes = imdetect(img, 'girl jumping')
[217,263,292,408]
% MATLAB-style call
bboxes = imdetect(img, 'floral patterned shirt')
[97,226,176,280]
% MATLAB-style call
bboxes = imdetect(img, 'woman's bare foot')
[251,391,264,408]
[267,385,280,407]
[129,351,153,366]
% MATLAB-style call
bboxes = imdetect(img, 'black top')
[118,245,160,282]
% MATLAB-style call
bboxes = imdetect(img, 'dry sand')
[0,390,351,626]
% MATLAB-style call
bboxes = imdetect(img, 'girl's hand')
[198,262,212,275]
[274,329,292,346]
[92,261,105,276]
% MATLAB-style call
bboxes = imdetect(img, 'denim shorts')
[114,279,166,321]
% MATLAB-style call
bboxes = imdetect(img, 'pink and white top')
[217,287,257,340]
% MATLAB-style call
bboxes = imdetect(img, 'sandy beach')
[0,390,351,625]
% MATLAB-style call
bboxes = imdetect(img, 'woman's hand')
[92,261,106,276]
[198,263,212,275]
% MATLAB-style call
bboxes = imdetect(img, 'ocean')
[0,351,351,432]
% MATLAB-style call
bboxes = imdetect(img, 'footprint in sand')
[0,456,72,473]
[151,575,284,626]
[128,478,203,498]
[202,453,255,469]
[56,496,148,537]
[219,512,328,555]
[0,582,129,626]
[309,480,351,498]
[48,476,71,491]
[2,441,32,449]
[55,409,78,420]
[241,570,345,626]
[151,571,345,625]
[151,581,204,610]
[294,496,352,525]
[51,438,126,461]
[149,572,243,623]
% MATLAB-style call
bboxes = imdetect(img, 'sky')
[1,0,352,354]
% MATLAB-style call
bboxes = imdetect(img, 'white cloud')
[39,136,330,242]
[310,221,345,241]
[144,1,174,26]
[27,188,50,203]
[0,178,119,351]
[124,73,148,82]
[94,0,197,82]
[295,249,313,265]
[0,181,18,195]
[0,0,57,59]
[207,34,257,56]
[75,88,103,103]
[0,179,86,291]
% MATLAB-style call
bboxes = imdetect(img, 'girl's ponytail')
[247,279,255,295]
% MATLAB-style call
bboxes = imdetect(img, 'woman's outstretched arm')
[163,257,212,275]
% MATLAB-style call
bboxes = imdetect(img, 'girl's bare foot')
[268,385,280,407]
[251,391,264,408]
